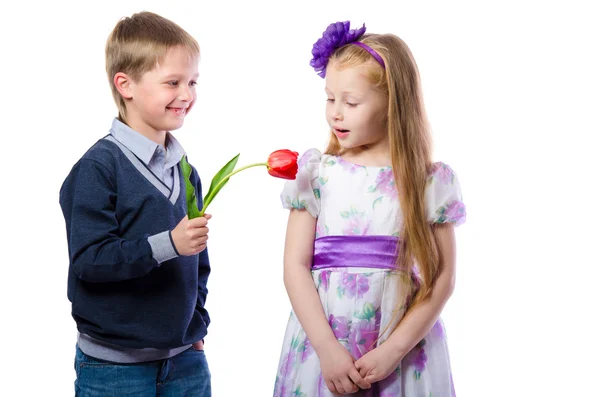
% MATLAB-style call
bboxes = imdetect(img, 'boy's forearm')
[71,233,169,282]
[284,264,337,354]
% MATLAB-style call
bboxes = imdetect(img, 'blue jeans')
[74,345,211,396]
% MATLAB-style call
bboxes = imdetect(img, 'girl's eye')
[346,102,358,107]
[326,98,334,102]
[168,81,178,86]
[190,81,197,87]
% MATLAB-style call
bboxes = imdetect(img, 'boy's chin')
[161,119,186,132]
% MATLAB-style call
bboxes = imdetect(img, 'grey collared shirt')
[110,118,186,189]
[109,118,182,264]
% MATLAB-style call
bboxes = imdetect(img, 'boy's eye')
[326,98,334,102]
[346,101,358,107]
[167,81,178,86]
[190,81,197,87]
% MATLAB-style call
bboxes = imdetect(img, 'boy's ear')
[114,72,133,99]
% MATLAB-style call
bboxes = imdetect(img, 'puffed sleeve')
[425,162,466,225]
[280,148,322,218]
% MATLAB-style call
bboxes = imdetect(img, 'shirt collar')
[109,118,186,167]
[164,133,186,169]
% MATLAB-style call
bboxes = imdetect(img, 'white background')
[1,0,598,396]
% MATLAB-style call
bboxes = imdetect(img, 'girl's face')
[325,62,388,152]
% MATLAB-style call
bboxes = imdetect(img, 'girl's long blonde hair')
[325,34,439,309]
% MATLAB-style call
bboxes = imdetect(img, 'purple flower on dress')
[349,319,379,359]
[368,168,396,199]
[274,347,297,397]
[317,374,327,397]
[405,340,428,378]
[337,156,366,174]
[436,200,466,225]
[329,314,351,339]
[278,348,295,377]
[340,272,370,298]
[446,200,466,223]
[315,222,329,239]
[310,21,366,78]
[431,162,455,184]
[300,337,314,363]
[341,207,371,235]
[378,368,401,397]
[273,379,292,397]
[297,150,313,169]
[432,319,445,338]
[319,270,330,291]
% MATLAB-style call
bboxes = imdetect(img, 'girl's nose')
[332,109,343,121]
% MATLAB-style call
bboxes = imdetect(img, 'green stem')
[199,162,267,216]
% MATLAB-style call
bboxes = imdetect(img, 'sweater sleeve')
[191,165,211,328]
[59,158,166,282]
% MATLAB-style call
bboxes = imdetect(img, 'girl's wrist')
[312,333,339,356]
[385,334,411,361]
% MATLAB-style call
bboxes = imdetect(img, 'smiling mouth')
[167,107,187,116]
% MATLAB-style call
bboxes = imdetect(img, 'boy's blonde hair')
[105,11,200,120]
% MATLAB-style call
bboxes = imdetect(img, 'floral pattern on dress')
[368,168,396,199]
[430,162,455,184]
[435,200,466,225]
[337,272,371,299]
[405,339,428,380]
[275,149,465,396]
[340,206,372,235]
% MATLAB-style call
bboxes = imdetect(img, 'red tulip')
[267,149,299,180]
[184,148,299,217]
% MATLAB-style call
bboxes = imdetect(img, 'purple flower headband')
[309,21,385,78]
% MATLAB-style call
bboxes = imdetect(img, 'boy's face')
[125,45,199,136]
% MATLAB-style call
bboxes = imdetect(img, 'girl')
[274,21,466,397]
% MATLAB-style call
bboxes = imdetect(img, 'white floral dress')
[273,149,466,397]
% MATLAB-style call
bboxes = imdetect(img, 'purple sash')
[312,235,401,270]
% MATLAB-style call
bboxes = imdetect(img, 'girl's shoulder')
[426,161,466,226]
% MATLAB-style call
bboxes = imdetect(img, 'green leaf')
[372,196,383,209]
[204,153,240,203]
[291,334,301,349]
[181,155,201,219]
[363,302,375,319]
[199,153,240,215]
[353,303,376,320]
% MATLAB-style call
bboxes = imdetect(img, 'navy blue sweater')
[59,137,210,349]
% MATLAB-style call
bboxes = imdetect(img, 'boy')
[59,11,212,396]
